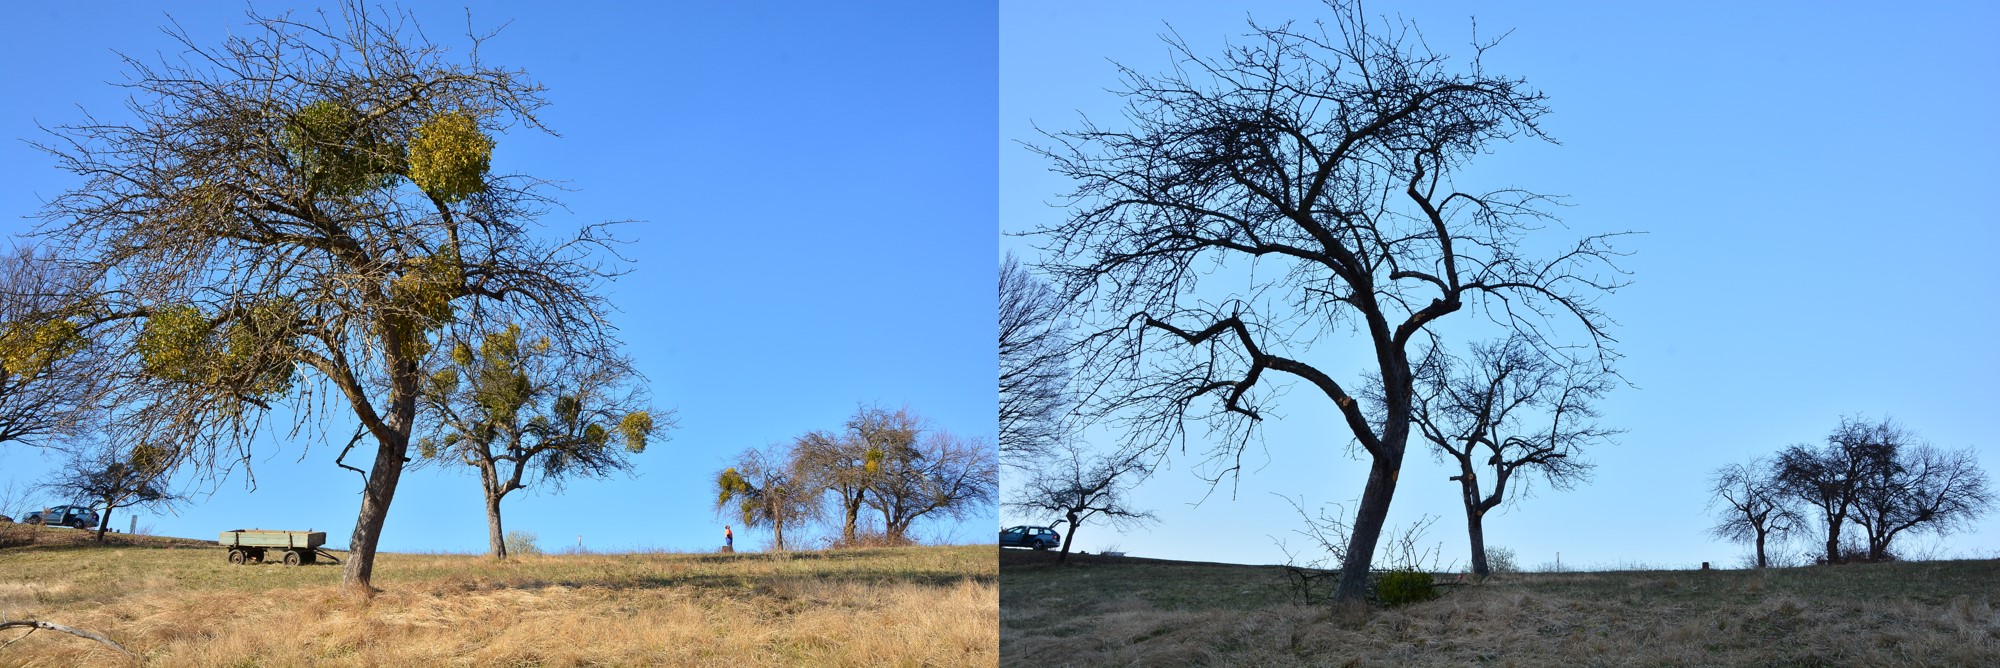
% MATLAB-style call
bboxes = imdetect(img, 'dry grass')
[1001,549,2000,666]
[0,525,995,667]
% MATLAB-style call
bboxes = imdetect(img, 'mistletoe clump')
[407,111,493,204]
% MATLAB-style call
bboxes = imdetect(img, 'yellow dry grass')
[0,530,995,667]
[1001,551,2000,666]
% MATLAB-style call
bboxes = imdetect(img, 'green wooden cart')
[219,529,334,566]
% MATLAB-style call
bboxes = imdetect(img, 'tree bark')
[1754,529,1768,569]
[773,520,785,551]
[1465,505,1488,578]
[1334,448,1406,602]
[484,490,507,559]
[0,620,133,656]
[341,431,410,597]
[1058,510,1080,563]
[93,504,111,543]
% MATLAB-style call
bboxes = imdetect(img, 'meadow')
[0,524,995,667]
[1000,549,2000,667]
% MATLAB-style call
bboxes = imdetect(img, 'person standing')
[724,525,733,550]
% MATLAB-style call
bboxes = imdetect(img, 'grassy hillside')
[1001,549,2000,666]
[0,525,995,667]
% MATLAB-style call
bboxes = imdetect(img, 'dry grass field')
[0,524,995,667]
[1000,549,2000,667]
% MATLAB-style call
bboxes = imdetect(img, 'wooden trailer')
[219,529,333,566]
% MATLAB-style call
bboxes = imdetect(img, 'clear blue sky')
[1001,1,2000,569]
[0,1,997,552]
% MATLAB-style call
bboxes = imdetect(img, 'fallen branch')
[0,619,135,656]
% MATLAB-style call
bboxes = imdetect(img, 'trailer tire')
[283,550,302,567]
[228,549,248,565]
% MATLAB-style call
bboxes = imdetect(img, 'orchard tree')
[43,441,182,542]
[1707,458,1801,569]
[1848,440,1990,562]
[1774,418,1900,564]
[715,441,822,551]
[1030,1,1626,602]
[794,405,912,544]
[418,323,665,559]
[1006,439,1154,563]
[864,425,997,542]
[1398,337,1617,577]
[32,5,630,596]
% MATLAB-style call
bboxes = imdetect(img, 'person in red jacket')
[724,525,733,550]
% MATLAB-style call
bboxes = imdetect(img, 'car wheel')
[68,518,88,529]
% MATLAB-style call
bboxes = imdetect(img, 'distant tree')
[1707,457,1802,569]
[1849,441,1991,562]
[1395,337,1617,577]
[794,405,912,544]
[418,323,666,559]
[1006,439,1155,563]
[42,441,182,542]
[863,420,998,543]
[999,253,1069,463]
[716,441,823,551]
[30,5,631,596]
[1027,0,1627,602]
[1773,418,1895,564]
[0,245,104,449]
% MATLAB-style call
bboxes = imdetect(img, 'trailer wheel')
[228,549,248,565]
[283,550,303,567]
[300,550,318,565]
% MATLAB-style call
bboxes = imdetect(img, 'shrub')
[1485,546,1519,574]
[1372,568,1440,607]
[503,530,542,556]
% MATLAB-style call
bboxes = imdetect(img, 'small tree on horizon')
[715,441,822,551]
[1007,439,1155,563]
[42,441,182,542]
[1707,457,1801,569]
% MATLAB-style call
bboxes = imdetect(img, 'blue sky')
[1001,1,2000,569]
[0,2,996,552]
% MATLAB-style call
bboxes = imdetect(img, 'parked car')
[1000,525,1061,550]
[25,505,98,529]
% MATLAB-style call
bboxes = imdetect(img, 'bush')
[1372,568,1440,607]
[503,530,542,556]
[1485,546,1519,574]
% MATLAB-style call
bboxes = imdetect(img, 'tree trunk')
[1333,448,1406,603]
[95,504,111,543]
[1754,529,1768,569]
[1058,513,1080,564]
[484,491,507,559]
[773,520,785,551]
[1824,524,1841,564]
[341,433,410,597]
[1465,505,1488,578]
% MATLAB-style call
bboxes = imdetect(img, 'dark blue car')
[1000,525,1061,550]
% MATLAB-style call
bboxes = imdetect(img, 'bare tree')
[1849,441,1991,562]
[31,5,628,596]
[417,323,666,559]
[794,405,915,545]
[1028,1,1626,602]
[864,424,998,543]
[1707,458,1801,569]
[1006,439,1155,562]
[999,252,1069,463]
[0,245,105,449]
[1774,417,1902,564]
[1397,337,1616,577]
[41,441,182,542]
[715,441,823,551]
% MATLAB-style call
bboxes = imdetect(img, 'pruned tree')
[1006,439,1154,562]
[31,4,630,596]
[1397,337,1616,577]
[1849,440,1991,562]
[863,420,998,543]
[1028,0,1626,602]
[1774,417,1901,564]
[41,441,182,542]
[999,252,1069,463]
[1707,458,1801,569]
[417,323,666,559]
[0,245,105,449]
[715,441,822,551]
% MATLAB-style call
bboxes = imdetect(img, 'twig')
[0,619,135,656]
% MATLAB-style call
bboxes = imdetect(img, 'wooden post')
[1701,562,1710,570]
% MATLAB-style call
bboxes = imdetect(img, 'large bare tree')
[1399,337,1616,577]
[1029,1,1626,602]
[999,252,1069,463]
[1848,439,1990,562]
[864,421,998,543]
[1774,417,1900,564]
[31,5,628,596]
[1707,457,1801,569]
